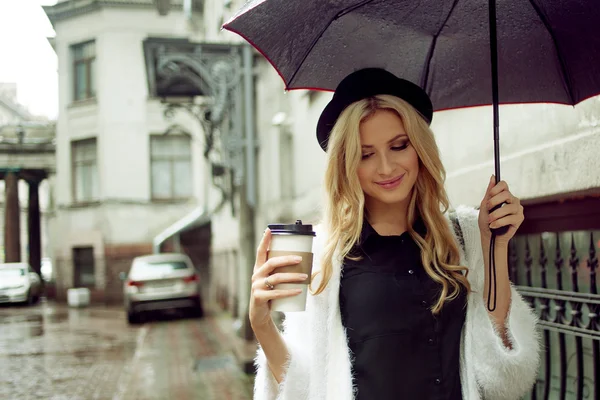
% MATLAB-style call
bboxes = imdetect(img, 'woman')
[249,68,540,400]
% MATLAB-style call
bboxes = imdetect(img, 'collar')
[359,216,427,245]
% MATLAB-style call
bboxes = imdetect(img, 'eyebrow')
[361,134,408,149]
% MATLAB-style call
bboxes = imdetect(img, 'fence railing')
[510,231,600,400]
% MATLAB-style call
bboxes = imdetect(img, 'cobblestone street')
[0,300,254,400]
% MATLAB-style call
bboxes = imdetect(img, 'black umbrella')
[224,0,599,175]
[223,0,600,309]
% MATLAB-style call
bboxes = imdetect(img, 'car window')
[133,261,189,276]
[0,268,26,278]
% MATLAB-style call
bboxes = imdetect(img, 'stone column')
[4,171,21,262]
[28,180,41,275]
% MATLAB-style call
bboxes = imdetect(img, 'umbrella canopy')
[224,0,600,111]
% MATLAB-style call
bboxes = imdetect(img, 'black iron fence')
[510,230,600,400]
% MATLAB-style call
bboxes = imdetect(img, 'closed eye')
[391,143,409,151]
[361,142,409,160]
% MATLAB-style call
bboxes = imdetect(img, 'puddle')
[87,309,122,319]
[0,323,44,339]
[27,325,44,337]
[193,354,237,372]
[0,313,44,340]
[0,314,42,324]
[44,313,68,324]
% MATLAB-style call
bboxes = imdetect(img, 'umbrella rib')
[420,0,460,90]
[526,0,575,104]
[287,0,377,86]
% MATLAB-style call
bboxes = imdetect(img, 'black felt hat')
[316,68,433,151]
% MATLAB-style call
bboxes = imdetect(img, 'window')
[72,41,96,101]
[72,138,99,203]
[73,246,95,287]
[150,135,193,200]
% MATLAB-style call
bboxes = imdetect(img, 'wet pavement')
[0,300,254,400]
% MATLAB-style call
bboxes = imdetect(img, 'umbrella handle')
[490,206,510,236]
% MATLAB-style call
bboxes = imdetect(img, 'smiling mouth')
[375,174,404,186]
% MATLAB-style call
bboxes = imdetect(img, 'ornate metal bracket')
[144,39,248,195]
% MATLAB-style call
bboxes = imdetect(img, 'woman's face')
[357,109,420,210]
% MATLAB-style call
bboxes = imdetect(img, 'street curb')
[231,334,257,375]
[213,312,257,375]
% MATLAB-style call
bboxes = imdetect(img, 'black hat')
[316,68,433,151]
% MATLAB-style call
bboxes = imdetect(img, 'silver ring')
[264,277,275,290]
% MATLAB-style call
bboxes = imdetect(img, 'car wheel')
[190,297,204,318]
[25,290,35,306]
[127,310,141,325]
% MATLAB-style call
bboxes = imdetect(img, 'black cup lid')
[268,220,316,236]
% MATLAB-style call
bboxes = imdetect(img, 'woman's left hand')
[478,175,524,246]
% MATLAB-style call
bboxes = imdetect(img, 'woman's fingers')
[251,272,308,291]
[480,175,496,207]
[489,213,522,230]
[252,255,302,280]
[488,179,509,198]
[489,203,524,228]
[488,202,519,222]
[485,175,496,197]
[487,191,515,210]
[253,288,303,302]
[254,228,272,272]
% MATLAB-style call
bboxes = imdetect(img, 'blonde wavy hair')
[313,94,470,314]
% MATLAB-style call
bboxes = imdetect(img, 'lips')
[375,174,405,188]
[376,175,403,185]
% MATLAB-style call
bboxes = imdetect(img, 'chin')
[367,187,412,206]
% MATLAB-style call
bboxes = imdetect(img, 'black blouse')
[339,219,466,400]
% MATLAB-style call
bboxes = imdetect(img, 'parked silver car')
[0,263,43,305]
[122,253,204,324]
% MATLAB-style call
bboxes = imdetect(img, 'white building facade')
[44,0,218,303]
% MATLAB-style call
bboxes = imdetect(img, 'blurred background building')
[0,82,54,280]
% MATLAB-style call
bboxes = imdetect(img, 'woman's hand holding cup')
[249,228,309,331]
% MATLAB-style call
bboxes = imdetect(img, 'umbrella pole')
[487,0,509,312]
[489,0,502,185]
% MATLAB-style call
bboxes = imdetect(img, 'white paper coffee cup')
[267,220,315,312]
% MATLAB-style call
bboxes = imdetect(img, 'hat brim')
[316,68,433,151]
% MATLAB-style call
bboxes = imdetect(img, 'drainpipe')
[240,43,258,341]
[244,44,256,208]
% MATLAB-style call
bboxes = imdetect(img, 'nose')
[376,153,394,176]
